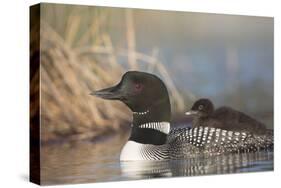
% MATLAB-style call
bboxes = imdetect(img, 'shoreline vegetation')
[31,5,187,143]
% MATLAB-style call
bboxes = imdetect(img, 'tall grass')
[36,5,185,142]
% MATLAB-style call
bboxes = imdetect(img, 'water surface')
[41,132,273,185]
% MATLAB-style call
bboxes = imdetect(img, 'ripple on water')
[40,133,273,185]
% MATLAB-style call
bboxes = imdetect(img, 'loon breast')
[120,141,169,161]
[120,141,145,161]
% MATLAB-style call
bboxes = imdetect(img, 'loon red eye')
[134,83,143,92]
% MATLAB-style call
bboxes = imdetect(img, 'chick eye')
[198,105,204,110]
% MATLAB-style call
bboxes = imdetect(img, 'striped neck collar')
[132,110,150,115]
[138,122,170,135]
[129,121,170,145]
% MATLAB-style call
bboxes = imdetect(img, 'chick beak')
[185,110,198,116]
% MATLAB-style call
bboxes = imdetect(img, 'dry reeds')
[37,8,185,142]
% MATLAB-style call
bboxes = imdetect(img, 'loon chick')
[186,98,269,135]
[92,72,273,161]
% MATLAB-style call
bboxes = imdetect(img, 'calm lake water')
[41,132,273,185]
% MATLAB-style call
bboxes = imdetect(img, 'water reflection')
[41,133,273,185]
[121,152,273,179]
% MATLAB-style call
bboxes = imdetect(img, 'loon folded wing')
[166,126,273,159]
[167,127,191,143]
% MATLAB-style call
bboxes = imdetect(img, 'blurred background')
[31,3,273,143]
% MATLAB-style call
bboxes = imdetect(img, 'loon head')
[186,98,214,117]
[92,71,171,147]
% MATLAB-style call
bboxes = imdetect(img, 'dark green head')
[91,71,171,119]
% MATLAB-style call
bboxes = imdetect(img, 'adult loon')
[91,71,273,161]
[186,98,270,135]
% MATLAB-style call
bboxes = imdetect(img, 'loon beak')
[185,110,198,116]
[90,85,123,100]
